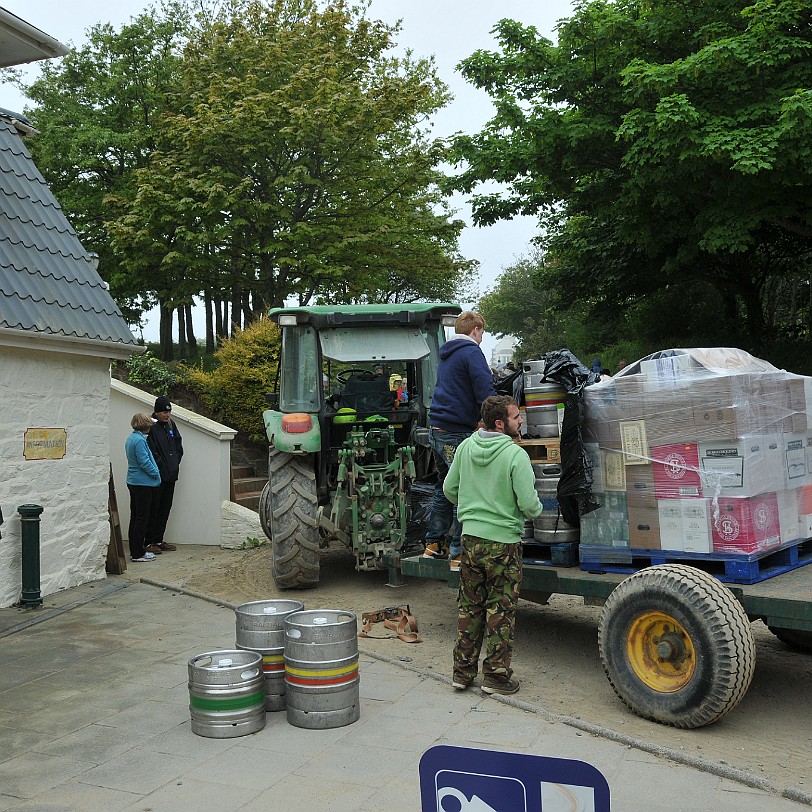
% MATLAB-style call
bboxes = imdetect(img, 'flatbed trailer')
[401,553,812,729]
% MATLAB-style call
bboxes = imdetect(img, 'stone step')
[231,464,254,480]
[235,493,261,512]
[232,476,268,496]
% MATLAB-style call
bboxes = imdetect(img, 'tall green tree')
[21,3,190,330]
[110,0,470,338]
[453,0,812,357]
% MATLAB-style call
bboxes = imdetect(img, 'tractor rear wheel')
[259,449,319,589]
[767,626,812,653]
[598,564,755,728]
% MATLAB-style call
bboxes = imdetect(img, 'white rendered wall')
[0,346,112,608]
[110,380,237,548]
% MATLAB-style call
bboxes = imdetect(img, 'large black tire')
[598,564,756,728]
[767,626,812,653]
[259,449,319,589]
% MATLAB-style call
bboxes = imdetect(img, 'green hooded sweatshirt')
[443,430,543,544]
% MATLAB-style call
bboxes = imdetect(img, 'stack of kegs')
[523,361,566,439]
[532,462,580,545]
[188,604,360,738]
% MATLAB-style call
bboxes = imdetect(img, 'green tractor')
[260,303,461,589]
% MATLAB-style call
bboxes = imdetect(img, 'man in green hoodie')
[443,395,543,695]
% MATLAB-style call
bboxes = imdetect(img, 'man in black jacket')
[145,396,183,553]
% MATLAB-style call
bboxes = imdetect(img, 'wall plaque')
[24,428,67,460]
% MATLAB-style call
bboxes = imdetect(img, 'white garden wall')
[110,380,237,549]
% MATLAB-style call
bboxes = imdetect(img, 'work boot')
[482,677,520,696]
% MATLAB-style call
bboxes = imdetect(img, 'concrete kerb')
[133,576,812,807]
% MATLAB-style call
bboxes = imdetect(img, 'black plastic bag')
[540,349,601,525]
[404,478,436,553]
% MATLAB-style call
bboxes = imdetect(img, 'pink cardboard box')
[711,493,781,554]
[652,443,702,499]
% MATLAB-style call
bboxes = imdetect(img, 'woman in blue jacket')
[125,413,161,562]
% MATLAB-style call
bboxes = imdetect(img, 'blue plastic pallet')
[579,538,812,585]
[522,541,579,568]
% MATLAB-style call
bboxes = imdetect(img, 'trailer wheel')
[598,564,755,728]
[767,626,812,653]
[259,449,319,589]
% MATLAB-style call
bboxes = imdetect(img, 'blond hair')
[131,412,153,431]
[455,311,485,336]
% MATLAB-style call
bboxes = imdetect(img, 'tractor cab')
[261,303,461,587]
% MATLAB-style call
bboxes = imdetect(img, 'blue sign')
[419,745,610,811]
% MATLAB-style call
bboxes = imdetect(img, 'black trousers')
[146,480,176,546]
[128,484,159,558]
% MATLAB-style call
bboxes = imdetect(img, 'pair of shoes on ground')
[482,677,520,696]
[452,677,472,691]
[157,542,176,551]
[144,544,162,555]
[423,543,461,571]
[132,552,156,562]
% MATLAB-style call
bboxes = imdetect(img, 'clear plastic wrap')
[582,348,812,564]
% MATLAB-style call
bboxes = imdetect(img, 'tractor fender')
[263,409,322,454]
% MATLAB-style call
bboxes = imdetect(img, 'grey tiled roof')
[0,115,138,348]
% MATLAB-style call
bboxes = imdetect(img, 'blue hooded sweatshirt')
[430,336,497,432]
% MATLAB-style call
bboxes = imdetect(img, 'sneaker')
[452,680,471,691]
[449,555,461,572]
[157,542,177,551]
[144,544,163,555]
[422,542,447,560]
[132,552,156,562]
[482,677,520,696]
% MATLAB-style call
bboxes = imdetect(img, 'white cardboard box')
[698,436,784,498]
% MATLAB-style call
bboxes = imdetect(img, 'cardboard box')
[646,406,695,446]
[657,498,713,553]
[640,355,698,392]
[681,500,713,553]
[613,375,645,419]
[657,501,684,551]
[777,488,802,545]
[625,464,657,510]
[689,375,755,410]
[781,435,808,487]
[710,493,781,554]
[698,437,784,497]
[651,443,702,499]
[580,491,629,547]
[692,405,748,442]
[627,505,660,549]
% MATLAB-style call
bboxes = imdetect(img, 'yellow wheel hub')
[627,610,696,692]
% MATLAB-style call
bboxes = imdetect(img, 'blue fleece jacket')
[125,430,161,487]
[443,430,542,543]
[430,336,497,432]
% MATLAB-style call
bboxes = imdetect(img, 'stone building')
[0,12,141,607]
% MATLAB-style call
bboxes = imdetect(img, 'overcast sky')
[2,0,576,354]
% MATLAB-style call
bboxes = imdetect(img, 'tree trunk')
[242,289,253,326]
[185,304,198,357]
[177,306,187,360]
[214,297,225,344]
[159,304,173,361]
[204,291,215,354]
[231,285,242,335]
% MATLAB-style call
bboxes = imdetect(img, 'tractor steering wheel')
[336,368,373,383]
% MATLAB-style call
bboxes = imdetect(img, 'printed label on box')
[603,450,627,491]
[620,420,648,464]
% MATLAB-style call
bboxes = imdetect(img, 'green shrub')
[125,351,184,394]
[184,318,280,443]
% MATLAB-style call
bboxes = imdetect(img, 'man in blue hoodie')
[444,395,542,696]
[423,311,497,570]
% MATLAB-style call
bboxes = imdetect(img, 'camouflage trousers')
[453,535,522,685]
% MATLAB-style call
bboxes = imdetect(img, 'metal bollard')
[18,504,43,608]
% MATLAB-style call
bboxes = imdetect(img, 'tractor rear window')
[280,325,319,412]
